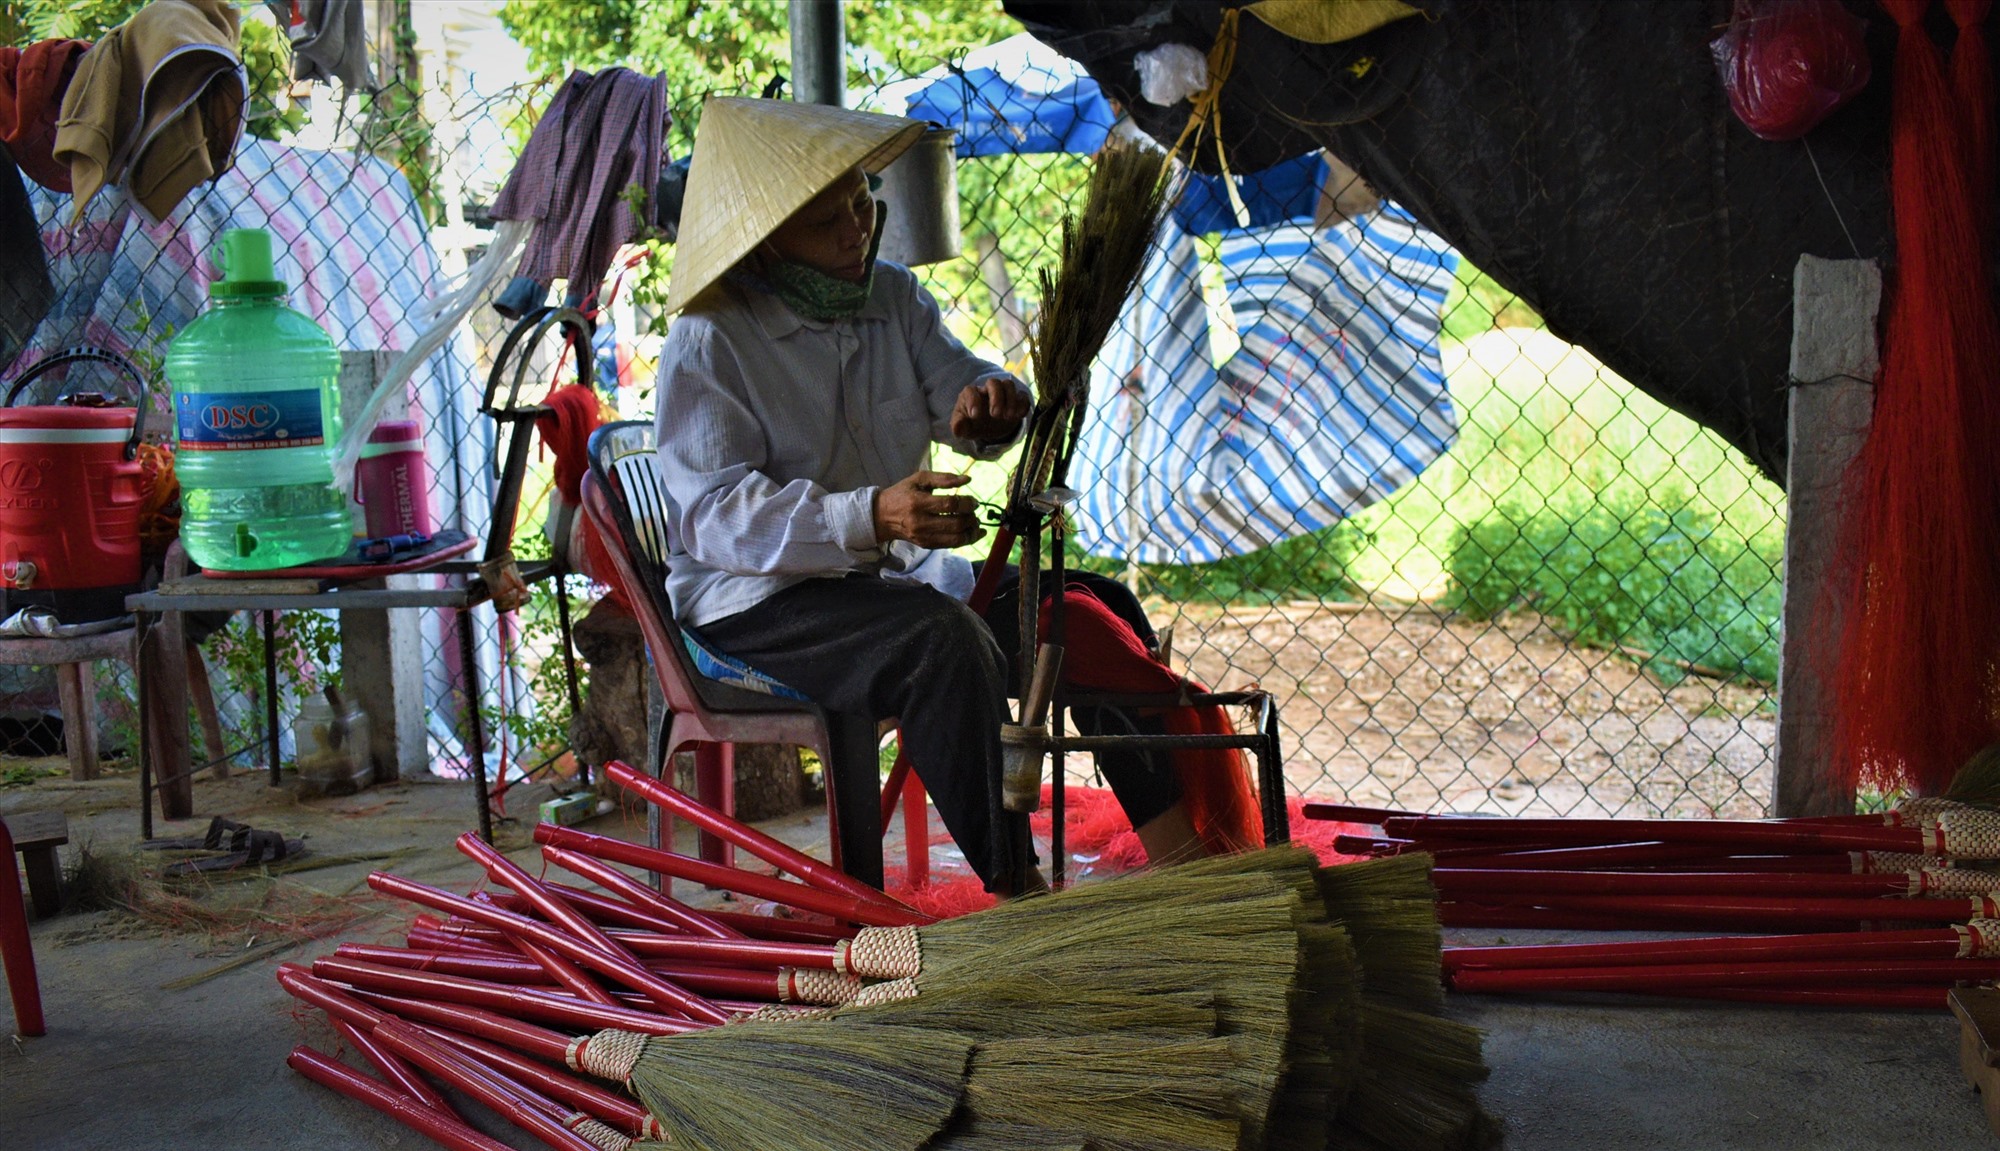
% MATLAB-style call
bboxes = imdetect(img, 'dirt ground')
[1156,599,1776,819]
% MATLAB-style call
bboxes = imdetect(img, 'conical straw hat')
[665,97,927,314]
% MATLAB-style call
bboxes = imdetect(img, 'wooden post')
[1774,255,1880,817]
[336,351,428,781]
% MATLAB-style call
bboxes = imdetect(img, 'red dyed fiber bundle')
[1712,0,1872,140]
[1831,0,2000,797]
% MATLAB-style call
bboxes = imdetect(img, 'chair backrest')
[587,420,817,712]
[583,421,707,714]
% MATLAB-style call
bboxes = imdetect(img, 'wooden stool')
[0,627,226,790]
[0,811,65,920]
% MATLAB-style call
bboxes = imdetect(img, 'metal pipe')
[788,0,846,107]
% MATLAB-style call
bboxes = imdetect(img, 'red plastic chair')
[0,818,46,1037]
[583,422,922,890]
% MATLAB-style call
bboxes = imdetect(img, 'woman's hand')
[950,376,1031,443]
[872,471,984,547]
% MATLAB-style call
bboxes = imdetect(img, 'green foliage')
[1066,519,1370,607]
[1445,491,1783,684]
[203,610,345,756]
[2,761,65,787]
[501,1,1019,98]
[1441,260,1543,342]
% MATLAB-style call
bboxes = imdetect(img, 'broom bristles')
[963,1034,1245,1151]
[628,1020,969,1151]
[1028,139,1170,405]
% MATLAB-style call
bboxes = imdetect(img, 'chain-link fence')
[2,3,1786,822]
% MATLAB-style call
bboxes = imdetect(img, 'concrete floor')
[0,767,1992,1150]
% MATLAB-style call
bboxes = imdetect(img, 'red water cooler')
[0,350,149,624]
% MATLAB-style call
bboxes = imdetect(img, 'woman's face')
[763,167,876,281]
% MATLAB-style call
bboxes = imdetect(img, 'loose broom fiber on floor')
[622,1018,971,1151]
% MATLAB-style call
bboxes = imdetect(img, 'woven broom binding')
[1890,797,1974,826]
[1919,869,2000,896]
[1940,807,2000,858]
[1962,919,2000,958]
[1855,850,1937,873]
[845,926,923,978]
[738,1003,829,1023]
[849,976,921,1008]
[783,966,864,1005]
[571,1029,646,1081]
[567,1114,630,1151]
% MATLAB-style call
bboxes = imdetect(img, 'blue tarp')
[902,63,1115,157]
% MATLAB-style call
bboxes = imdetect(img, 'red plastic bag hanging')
[1712,0,1873,140]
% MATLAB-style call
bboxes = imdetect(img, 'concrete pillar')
[335,351,428,781]
[1774,255,1880,817]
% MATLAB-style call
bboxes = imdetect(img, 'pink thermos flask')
[354,420,433,538]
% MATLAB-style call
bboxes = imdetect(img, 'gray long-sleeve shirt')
[652,262,1023,627]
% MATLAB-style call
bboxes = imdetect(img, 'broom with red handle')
[532,847,747,939]
[489,920,619,1007]
[1446,920,2000,972]
[533,824,928,927]
[1448,956,2000,994]
[328,1016,456,1115]
[315,956,706,1035]
[1307,802,1936,828]
[284,967,618,1151]
[1433,867,2000,898]
[366,1015,613,1151]
[423,1024,665,1141]
[288,1046,518,1151]
[335,943,858,1004]
[1382,811,2000,854]
[1439,903,1859,933]
[515,883,849,943]
[1415,842,1861,871]
[282,966,580,1065]
[458,835,723,1020]
[602,760,920,916]
[1447,891,2000,926]
[405,914,856,974]
[370,871,744,1019]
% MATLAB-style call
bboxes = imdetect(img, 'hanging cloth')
[1045,588,1262,856]
[263,0,373,91]
[491,68,670,314]
[0,39,90,193]
[1071,200,1458,564]
[52,0,245,224]
[0,143,52,368]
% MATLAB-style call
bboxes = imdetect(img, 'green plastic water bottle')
[166,228,352,570]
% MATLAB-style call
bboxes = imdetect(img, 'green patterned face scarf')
[743,201,888,323]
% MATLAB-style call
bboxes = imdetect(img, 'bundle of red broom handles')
[278,761,951,1151]
[1310,797,2000,1010]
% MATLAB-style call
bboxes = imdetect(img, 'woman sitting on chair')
[649,98,1209,895]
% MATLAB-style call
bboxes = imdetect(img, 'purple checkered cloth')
[492,68,669,303]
